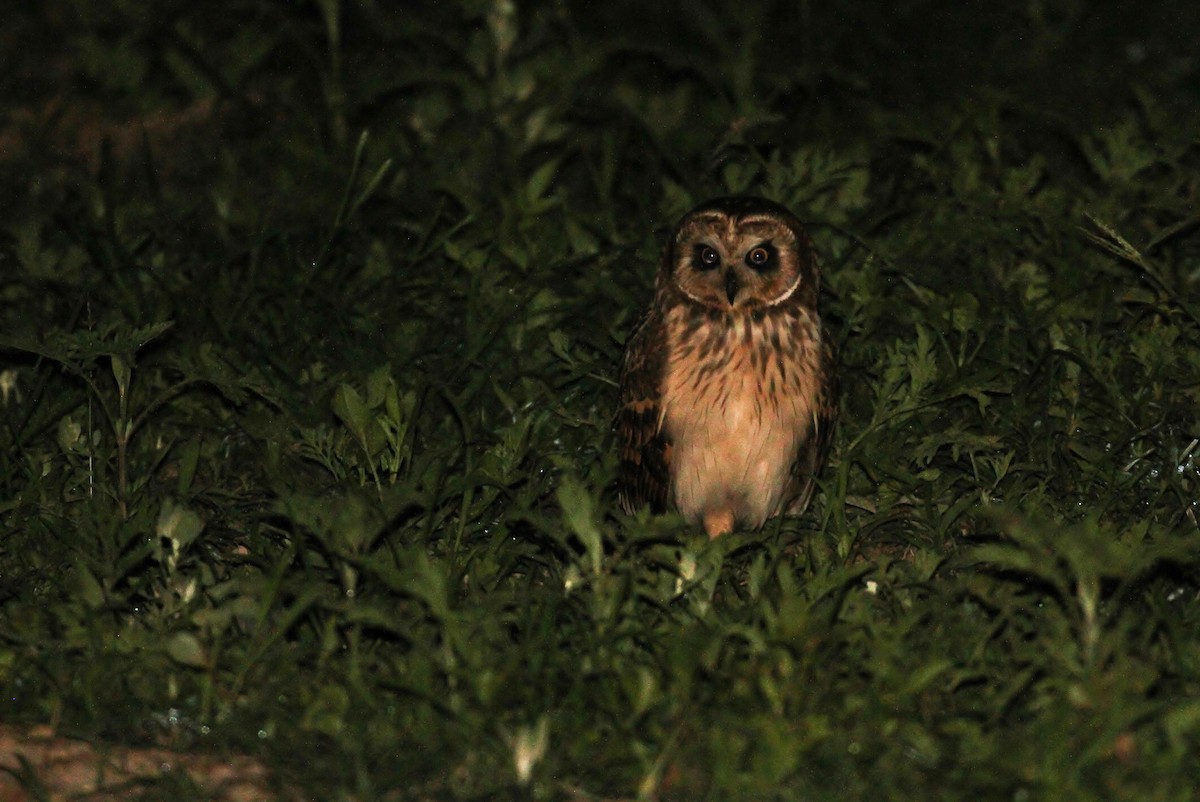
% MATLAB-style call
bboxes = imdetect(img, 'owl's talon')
[703,509,735,539]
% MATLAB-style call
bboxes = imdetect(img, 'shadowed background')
[2,1,1200,799]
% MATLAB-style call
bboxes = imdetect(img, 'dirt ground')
[0,725,303,802]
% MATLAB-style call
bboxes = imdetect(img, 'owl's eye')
[693,244,721,270]
[746,245,775,270]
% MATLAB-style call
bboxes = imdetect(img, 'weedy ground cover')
[2,2,1200,799]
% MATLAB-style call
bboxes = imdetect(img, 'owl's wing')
[787,336,838,515]
[615,306,672,515]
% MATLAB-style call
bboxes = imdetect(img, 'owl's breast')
[661,308,822,528]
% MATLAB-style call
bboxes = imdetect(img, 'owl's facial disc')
[670,206,810,311]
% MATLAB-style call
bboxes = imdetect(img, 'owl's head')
[662,196,818,311]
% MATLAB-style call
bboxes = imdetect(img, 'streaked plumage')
[616,196,835,538]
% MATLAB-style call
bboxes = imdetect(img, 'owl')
[616,196,835,538]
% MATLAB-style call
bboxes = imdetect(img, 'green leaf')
[303,684,351,738]
[73,560,106,609]
[557,475,603,575]
[165,632,208,668]
[156,499,206,555]
[332,384,370,435]
[525,159,559,204]
[176,437,202,497]
[110,353,131,398]
[365,365,392,409]
[333,383,385,457]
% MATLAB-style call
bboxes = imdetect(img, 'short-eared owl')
[616,196,835,538]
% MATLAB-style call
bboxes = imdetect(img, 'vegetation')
[3,1,1200,798]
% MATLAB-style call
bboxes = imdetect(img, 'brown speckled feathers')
[616,301,672,514]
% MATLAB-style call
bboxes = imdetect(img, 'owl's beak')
[724,271,739,305]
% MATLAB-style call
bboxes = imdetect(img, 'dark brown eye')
[746,245,774,270]
[693,244,721,270]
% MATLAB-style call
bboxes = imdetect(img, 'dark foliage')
[3,1,1200,798]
